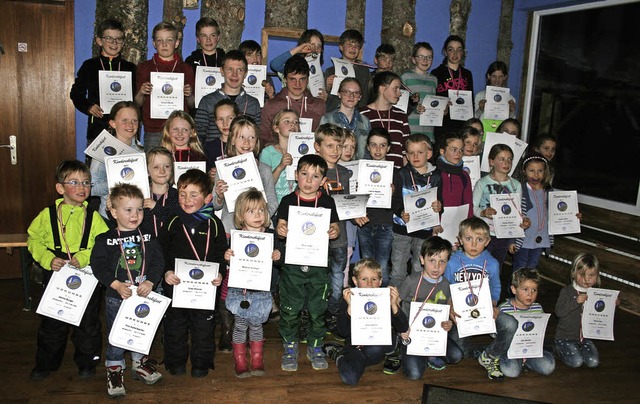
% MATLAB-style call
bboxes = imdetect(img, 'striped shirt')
[401,70,437,142]
[360,106,410,169]
[499,299,544,315]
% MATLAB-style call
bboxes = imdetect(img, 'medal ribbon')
[461,258,487,304]
[56,204,87,262]
[182,220,211,262]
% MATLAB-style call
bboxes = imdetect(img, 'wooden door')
[0,0,76,278]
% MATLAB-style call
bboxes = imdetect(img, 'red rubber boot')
[232,343,251,378]
[249,340,265,376]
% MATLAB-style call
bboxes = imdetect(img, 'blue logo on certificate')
[595,300,605,312]
[232,167,246,180]
[494,94,502,102]
[302,221,316,235]
[66,275,82,290]
[465,293,479,307]
[110,81,122,92]
[309,65,316,74]
[415,198,427,208]
[341,66,349,75]
[245,243,259,257]
[557,201,568,211]
[455,97,465,105]
[104,146,117,156]
[522,321,535,332]
[120,167,135,180]
[205,75,216,86]
[501,204,511,215]
[247,75,257,85]
[364,301,377,315]
[430,100,440,107]
[189,268,204,280]
[298,143,309,155]
[347,169,353,178]
[134,303,150,318]
[422,316,436,328]
[162,83,174,95]
[370,171,382,183]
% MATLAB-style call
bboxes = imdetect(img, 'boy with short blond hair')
[325,29,370,112]
[185,17,225,69]
[28,160,109,381]
[444,217,518,381]
[135,21,196,151]
[91,183,165,397]
[276,154,340,372]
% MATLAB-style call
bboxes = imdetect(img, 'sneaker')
[322,342,344,362]
[132,356,163,385]
[307,346,328,370]
[107,366,126,398]
[281,342,299,372]
[478,351,504,381]
[427,356,447,371]
[383,347,401,375]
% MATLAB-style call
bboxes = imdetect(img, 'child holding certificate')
[554,253,618,368]
[435,132,473,219]
[276,154,340,372]
[143,147,179,237]
[398,236,457,379]
[160,169,226,378]
[28,160,109,381]
[498,268,555,377]
[223,188,285,377]
[90,101,145,219]
[159,110,208,164]
[322,258,409,385]
[203,99,239,169]
[401,42,438,143]
[444,217,518,381]
[473,61,516,122]
[91,184,165,397]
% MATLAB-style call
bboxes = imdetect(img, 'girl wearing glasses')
[401,42,438,144]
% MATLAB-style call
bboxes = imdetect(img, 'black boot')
[218,304,233,353]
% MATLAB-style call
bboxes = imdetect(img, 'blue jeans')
[512,247,543,271]
[328,245,348,314]
[390,233,425,287]
[358,223,394,286]
[105,297,144,368]
[500,350,555,377]
[555,338,599,368]
[338,344,389,385]
[449,312,518,359]
[402,338,463,380]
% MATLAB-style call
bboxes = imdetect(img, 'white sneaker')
[132,356,163,385]
[107,366,126,398]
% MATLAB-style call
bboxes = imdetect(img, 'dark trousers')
[35,271,102,371]
[163,306,216,370]
[338,344,390,385]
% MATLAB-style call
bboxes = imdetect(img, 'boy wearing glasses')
[28,160,109,380]
[135,22,196,151]
[401,42,438,144]
[185,17,225,71]
[194,50,261,145]
[70,19,137,154]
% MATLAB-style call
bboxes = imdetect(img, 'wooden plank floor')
[0,277,638,404]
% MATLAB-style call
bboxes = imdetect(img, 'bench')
[0,234,32,310]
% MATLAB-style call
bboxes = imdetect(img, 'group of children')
[28,15,613,398]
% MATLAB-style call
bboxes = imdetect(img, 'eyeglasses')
[61,180,93,188]
[102,36,124,44]
[414,55,433,61]
[340,90,361,98]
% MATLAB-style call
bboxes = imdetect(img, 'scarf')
[177,202,214,229]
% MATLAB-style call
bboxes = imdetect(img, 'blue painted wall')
[74,0,584,159]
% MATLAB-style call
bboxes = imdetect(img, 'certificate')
[406,302,450,357]
[99,70,133,113]
[484,86,510,120]
[195,66,223,108]
[357,160,394,209]
[548,191,580,235]
[507,313,550,359]
[332,194,369,220]
[306,55,325,97]
[84,129,139,163]
[490,194,524,239]
[439,204,469,245]
[215,154,264,212]
[481,132,528,175]
[286,132,316,180]
[340,160,359,194]
[243,65,267,107]
[174,161,207,187]
[284,206,330,267]
[330,58,356,96]
[448,90,473,121]
[350,288,392,346]
[105,153,151,198]
[299,118,313,133]
[581,287,619,341]
[150,72,184,119]
[36,264,99,326]
[394,89,410,114]
[228,230,274,292]
[462,155,480,189]
[171,258,218,310]
[450,279,496,338]
[420,95,448,126]
[108,287,171,355]
[404,187,439,233]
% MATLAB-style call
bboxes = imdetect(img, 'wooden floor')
[0,275,638,404]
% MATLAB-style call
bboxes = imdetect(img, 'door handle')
[0,135,17,165]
